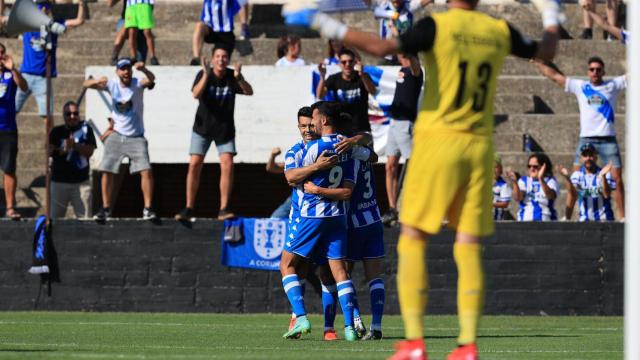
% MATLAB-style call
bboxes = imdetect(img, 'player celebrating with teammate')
[304,0,562,358]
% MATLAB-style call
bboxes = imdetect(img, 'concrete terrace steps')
[0,38,627,70]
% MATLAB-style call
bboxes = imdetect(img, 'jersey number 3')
[454,61,493,112]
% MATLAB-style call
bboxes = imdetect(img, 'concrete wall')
[0,220,623,315]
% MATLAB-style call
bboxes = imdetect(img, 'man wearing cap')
[83,59,157,221]
[533,56,626,219]
[492,154,512,220]
[15,0,85,119]
[558,143,615,221]
[175,44,253,221]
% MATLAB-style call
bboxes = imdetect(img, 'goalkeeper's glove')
[532,0,566,28]
[311,13,348,41]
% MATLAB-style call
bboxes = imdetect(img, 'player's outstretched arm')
[303,180,354,200]
[311,13,399,58]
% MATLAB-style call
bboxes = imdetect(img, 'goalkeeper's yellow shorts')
[399,131,495,237]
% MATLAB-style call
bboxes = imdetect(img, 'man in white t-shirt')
[533,56,626,219]
[83,58,157,221]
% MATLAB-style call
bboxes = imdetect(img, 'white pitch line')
[0,342,622,354]
[0,321,622,332]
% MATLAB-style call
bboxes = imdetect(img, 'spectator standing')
[372,0,431,64]
[238,1,250,40]
[558,143,616,221]
[48,101,96,219]
[108,0,156,65]
[316,49,376,132]
[275,35,305,67]
[582,4,630,44]
[533,57,626,219]
[492,154,512,220]
[579,0,619,39]
[175,45,253,221]
[16,0,84,119]
[381,53,422,225]
[83,59,157,221]
[190,0,247,65]
[124,0,159,65]
[508,153,558,221]
[0,44,27,220]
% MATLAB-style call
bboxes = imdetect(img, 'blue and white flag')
[221,218,288,271]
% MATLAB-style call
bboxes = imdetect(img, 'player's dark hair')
[0,43,5,52]
[311,101,340,124]
[297,106,312,120]
[212,43,232,59]
[338,48,356,59]
[587,56,605,68]
[528,153,553,177]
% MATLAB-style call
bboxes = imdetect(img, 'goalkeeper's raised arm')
[311,0,562,62]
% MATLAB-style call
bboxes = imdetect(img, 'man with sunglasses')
[48,101,96,219]
[316,49,377,132]
[533,56,626,219]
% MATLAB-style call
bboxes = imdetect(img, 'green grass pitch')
[0,312,622,359]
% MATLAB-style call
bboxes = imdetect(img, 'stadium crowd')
[0,0,628,222]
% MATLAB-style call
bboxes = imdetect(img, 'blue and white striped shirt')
[126,0,154,5]
[284,140,306,221]
[374,0,415,39]
[517,176,558,221]
[200,0,246,33]
[571,167,616,222]
[299,135,358,218]
[493,176,512,220]
[349,160,381,228]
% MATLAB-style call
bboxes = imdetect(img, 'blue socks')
[282,274,306,317]
[322,282,338,330]
[369,278,385,330]
[337,280,355,327]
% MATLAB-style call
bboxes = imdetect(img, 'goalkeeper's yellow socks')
[397,233,428,340]
[453,242,485,345]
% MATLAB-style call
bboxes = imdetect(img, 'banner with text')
[220,217,288,271]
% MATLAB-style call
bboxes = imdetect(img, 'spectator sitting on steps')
[275,35,305,67]
[508,153,559,222]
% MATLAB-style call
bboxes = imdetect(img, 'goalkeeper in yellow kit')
[305,0,562,358]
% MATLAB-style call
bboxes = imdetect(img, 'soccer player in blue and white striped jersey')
[281,102,368,341]
[492,155,512,220]
[562,144,616,221]
[509,153,559,221]
[191,0,246,65]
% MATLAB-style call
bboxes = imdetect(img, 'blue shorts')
[574,137,622,168]
[284,216,348,260]
[347,221,385,261]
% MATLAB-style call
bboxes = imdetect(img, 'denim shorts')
[574,136,622,168]
[15,73,54,116]
[189,131,237,156]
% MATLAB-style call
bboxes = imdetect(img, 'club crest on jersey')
[253,219,286,260]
